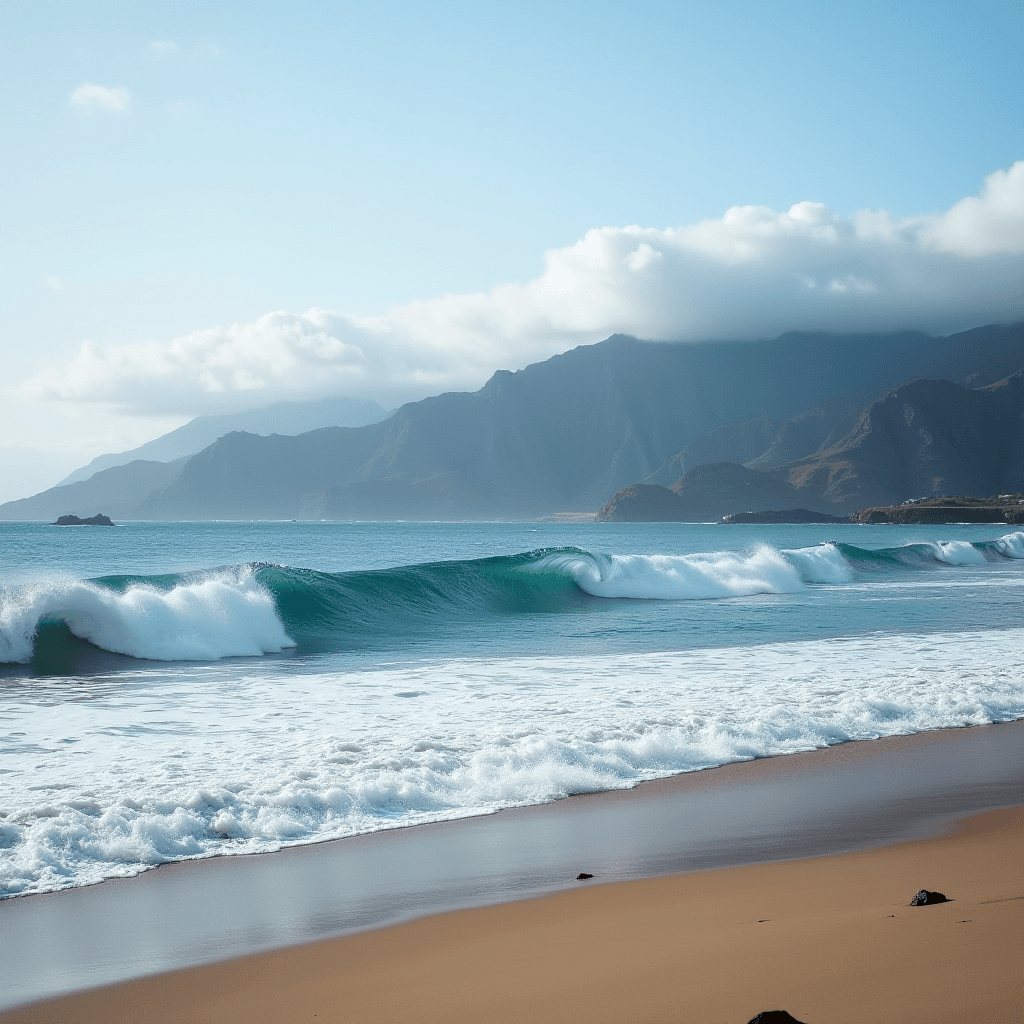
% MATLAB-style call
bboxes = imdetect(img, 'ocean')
[1,520,1022,900]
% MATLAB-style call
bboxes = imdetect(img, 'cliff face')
[598,371,1024,521]
[597,465,807,522]
[595,484,696,523]
[641,389,872,487]
[784,371,1024,510]
[642,416,782,487]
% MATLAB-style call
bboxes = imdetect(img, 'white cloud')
[149,40,178,56]
[69,83,131,114]
[923,162,1024,256]
[25,162,1024,417]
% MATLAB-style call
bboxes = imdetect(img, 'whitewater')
[1,520,1022,897]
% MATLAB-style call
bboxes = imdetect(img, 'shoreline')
[2,712,1015,905]
[4,805,1021,1024]
[1,719,1022,1014]
[5,713,1023,904]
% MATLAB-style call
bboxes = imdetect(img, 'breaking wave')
[0,568,293,665]
[2,531,1022,666]
[3,628,1023,897]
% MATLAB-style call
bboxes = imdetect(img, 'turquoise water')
[1,520,1022,896]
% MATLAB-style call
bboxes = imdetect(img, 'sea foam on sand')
[2,627,1022,897]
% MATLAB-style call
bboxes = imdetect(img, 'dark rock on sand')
[576,872,593,880]
[746,1012,808,1024]
[910,889,949,906]
[52,513,116,526]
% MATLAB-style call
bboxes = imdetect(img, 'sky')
[0,0,1022,502]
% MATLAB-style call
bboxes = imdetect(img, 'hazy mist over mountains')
[3,321,1020,523]
[56,397,389,486]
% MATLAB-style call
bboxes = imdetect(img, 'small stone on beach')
[576,872,593,880]
[746,1012,807,1024]
[910,889,949,906]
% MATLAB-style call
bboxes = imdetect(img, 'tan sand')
[5,804,1021,1024]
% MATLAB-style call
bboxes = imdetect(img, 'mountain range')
[1,321,1020,522]
[57,395,389,486]
[599,370,1024,520]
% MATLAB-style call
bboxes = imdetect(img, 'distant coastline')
[598,492,1024,525]
[850,495,1024,525]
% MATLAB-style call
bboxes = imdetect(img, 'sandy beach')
[4,803,1021,1024]
[2,721,1022,1023]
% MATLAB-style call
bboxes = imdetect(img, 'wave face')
[0,568,294,665]
[2,532,1022,665]
[836,532,1024,571]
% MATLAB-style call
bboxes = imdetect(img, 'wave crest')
[992,530,1024,559]
[532,546,818,600]
[4,530,1022,665]
[0,569,294,664]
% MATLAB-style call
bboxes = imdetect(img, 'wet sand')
[1,721,1022,1019]
[5,804,1022,1024]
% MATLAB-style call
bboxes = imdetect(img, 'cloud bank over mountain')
[26,162,1024,416]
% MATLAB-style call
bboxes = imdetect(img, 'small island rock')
[52,513,116,527]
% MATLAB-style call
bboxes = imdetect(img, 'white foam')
[994,530,1024,559]
[535,545,808,600]
[782,542,854,583]
[0,570,294,664]
[533,543,853,599]
[2,627,1021,897]
[931,540,987,565]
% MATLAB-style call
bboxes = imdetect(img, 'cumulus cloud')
[922,162,1024,256]
[26,162,1024,416]
[69,83,131,114]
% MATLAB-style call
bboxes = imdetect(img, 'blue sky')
[0,0,1022,499]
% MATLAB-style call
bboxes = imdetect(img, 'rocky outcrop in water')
[52,513,115,526]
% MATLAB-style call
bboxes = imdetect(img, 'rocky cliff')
[599,369,1024,521]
